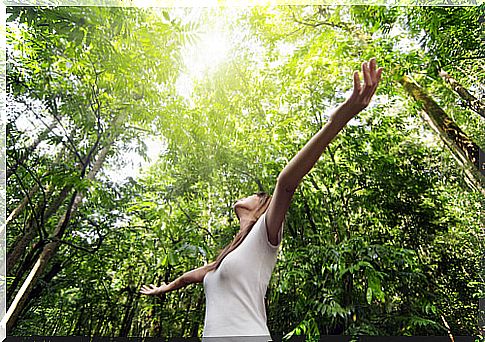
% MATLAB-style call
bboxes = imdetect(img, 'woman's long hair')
[206,192,271,272]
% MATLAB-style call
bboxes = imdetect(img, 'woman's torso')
[202,213,283,338]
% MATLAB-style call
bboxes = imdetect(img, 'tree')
[5,6,188,332]
[7,5,483,337]
[399,75,485,194]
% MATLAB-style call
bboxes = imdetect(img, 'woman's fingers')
[369,58,377,83]
[365,59,382,91]
[368,65,383,96]
[353,70,361,95]
[348,58,383,110]
[362,61,371,88]
[140,284,159,295]
[376,67,383,83]
[355,58,380,95]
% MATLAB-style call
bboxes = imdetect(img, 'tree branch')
[439,69,485,119]
[177,203,215,241]
[49,237,101,254]
[11,169,47,239]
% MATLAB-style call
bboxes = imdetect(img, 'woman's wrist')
[159,282,170,293]
[327,102,361,128]
[337,101,362,120]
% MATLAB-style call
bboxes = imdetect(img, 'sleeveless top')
[202,212,283,340]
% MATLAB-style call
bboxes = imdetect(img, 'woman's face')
[233,195,260,219]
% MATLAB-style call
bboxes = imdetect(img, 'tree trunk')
[26,261,64,304]
[6,143,68,229]
[73,306,86,335]
[7,145,72,273]
[190,294,204,337]
[6,183,39,226]
[119,291,135,337]
[156,266,172,337]
[7,219,39,278]
[399,75,485,196]
[7,242,43,305]
[7,185,72,276]
[182,295,193,336]
[7,121,57,180]
[2,142,113,334]
[439,69,485,119]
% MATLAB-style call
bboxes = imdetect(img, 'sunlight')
[176,18,233,99]
[185,30,231,79]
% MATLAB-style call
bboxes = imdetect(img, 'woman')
[141,58,383,341]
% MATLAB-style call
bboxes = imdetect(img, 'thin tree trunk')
[87,306,93,337]
[303,197,317,234]
[119,291,135,337]
[7,242,43,305]
[7,144,72,274]
[6,183,39,225]
[7,185,72,276]
[93,314,104,337]
[7,121,57,180]
[439,69,485,119]
[157,266,172,337]
[400,75,485,196]
[26,261,64,304]
[190,294,204,337]
[182,295,193,336]
[51,302,63,335]
[6,143,68,228]
[2,142,113,333]
[98,314,108,336]
[7,219,39,278]
[73,306,85,336]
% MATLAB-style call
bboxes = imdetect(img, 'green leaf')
[366,287,373,304]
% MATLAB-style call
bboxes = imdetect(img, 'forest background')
[4,4,485,339]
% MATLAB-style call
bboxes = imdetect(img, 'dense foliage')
[6,5,484,339]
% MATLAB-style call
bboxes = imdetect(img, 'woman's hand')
[342,57,383,118]
[140,282,169,297]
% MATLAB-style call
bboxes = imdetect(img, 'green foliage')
[7,5,483,338]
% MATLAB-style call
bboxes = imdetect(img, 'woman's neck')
[238,216,257,231]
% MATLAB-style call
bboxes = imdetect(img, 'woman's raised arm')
[265,58,383,245]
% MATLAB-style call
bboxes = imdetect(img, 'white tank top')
[202,212,283,339]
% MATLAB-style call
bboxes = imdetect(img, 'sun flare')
[186,30,231,78]
[176,29,232,99]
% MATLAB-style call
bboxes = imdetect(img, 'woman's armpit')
[264,213,283,249]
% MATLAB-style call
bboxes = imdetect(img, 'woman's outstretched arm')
[140,262,215,297]
[265,58,383,245]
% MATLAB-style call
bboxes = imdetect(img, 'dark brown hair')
[207,192,271,272]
